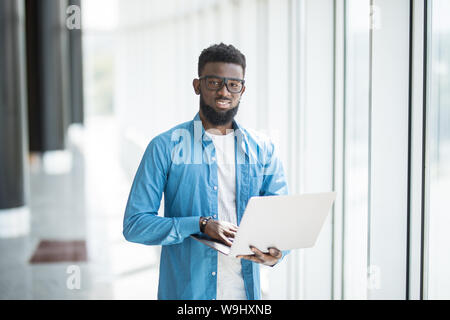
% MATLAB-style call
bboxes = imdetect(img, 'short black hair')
[198,43,246,77]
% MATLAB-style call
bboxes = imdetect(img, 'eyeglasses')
[199,75,245,94]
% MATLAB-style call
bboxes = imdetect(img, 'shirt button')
[213,186,217,190]
[212,272,216,276]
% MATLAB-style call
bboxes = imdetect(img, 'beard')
[199,92,240,126]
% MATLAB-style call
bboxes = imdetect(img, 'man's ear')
[240,85,246,96]
[193,79,200,95]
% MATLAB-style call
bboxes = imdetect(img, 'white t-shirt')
[205,130,247,300]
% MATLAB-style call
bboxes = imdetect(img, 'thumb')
[269,247,282,258]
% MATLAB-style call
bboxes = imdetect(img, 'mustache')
[215,97,232,101]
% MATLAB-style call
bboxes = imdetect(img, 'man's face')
[193,62,245,126]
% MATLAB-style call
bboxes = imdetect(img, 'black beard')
[199,93,239,126]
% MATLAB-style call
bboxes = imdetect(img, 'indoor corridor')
[0,116,159,299]
[1,0,450,300]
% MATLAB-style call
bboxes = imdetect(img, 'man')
[123,43,289,300]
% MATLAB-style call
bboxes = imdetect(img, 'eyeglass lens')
[205,77,243,93]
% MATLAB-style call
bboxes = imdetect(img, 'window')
[343,0,370,299]
[425,0,450,300]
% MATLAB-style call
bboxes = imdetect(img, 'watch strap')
[200,216,213,233]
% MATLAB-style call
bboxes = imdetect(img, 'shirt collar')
[192,112,249,156]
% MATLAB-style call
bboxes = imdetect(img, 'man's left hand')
[237,246,282,267]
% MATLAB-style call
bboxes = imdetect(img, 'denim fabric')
[123,112,289,300]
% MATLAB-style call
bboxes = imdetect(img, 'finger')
[219,224,237,234]
[220,235,233,247]
[226,225,238,233]
[221,221,238,228]
[224,226,236,233]
[237,254,255,259]
[268,247,282,258]
[237,254,263,264]
[223,230,236,238]
[250,246,266,259]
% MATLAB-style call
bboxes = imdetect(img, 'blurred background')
[0,0,449,300]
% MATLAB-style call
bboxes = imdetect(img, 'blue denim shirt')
[123,112,289,300]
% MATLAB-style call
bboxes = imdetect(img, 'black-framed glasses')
[199,75,245,93]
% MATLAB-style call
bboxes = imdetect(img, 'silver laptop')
[191,192,337,257]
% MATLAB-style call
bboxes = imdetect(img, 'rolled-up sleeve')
[260,140,289,197]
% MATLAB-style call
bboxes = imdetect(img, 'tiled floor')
[0,116,159,299]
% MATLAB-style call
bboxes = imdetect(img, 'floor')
[0,116,159,299]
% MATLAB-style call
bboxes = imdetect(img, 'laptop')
[190,192,337,257]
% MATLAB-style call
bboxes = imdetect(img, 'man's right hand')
[203,219,238,247]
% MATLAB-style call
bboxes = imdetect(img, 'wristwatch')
[200,216,213,233]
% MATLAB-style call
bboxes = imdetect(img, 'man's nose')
[216,83,232,97]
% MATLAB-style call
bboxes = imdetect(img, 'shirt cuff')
[175,216,201,238]
[270,249,290,267]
